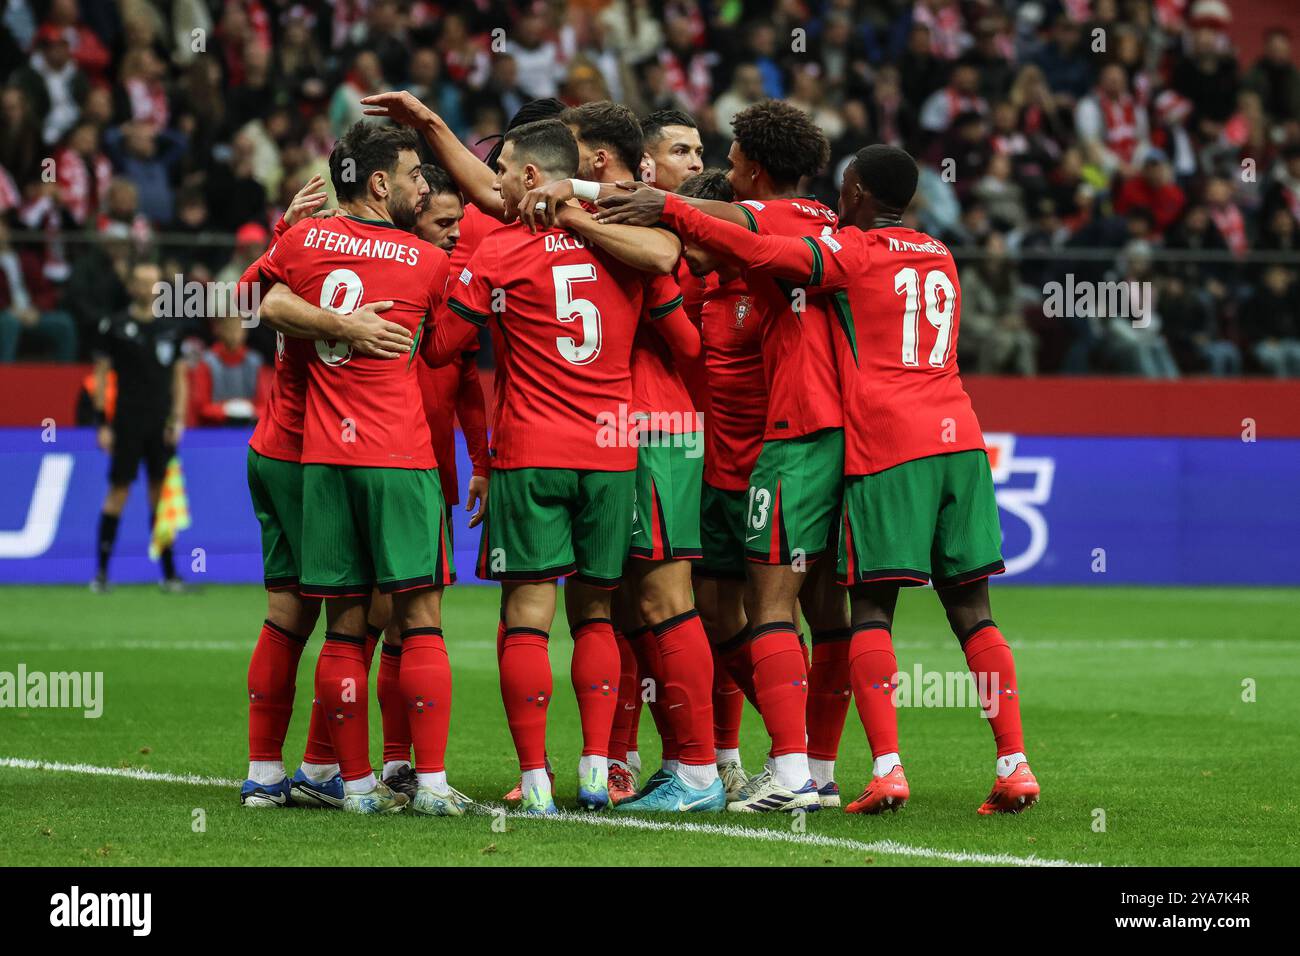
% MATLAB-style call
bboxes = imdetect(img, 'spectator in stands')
[0,85,43,186]
[1244,28,1300,124]
[1158,273,1242,376]
[9,24,88,145]
[188,315,265,426]
[712,63,764,136]
[504,11,563,99]
[958,231,1036,375]
[1171,8,1239,126]
[919,61,987,135]
[898,22,945,112]
[104,120,187,225]
[0,217,76,361]
[1076,62,1151,178]
[1105,241,1180,379]
[204,131,266,232]
[1113,151,1186,237]
[1243,265,1300,377]
[973,152,1026,233]
[62,222,131,357]
[329,49,387,136]
[1029,15,1094,106]
[54,119,111,226]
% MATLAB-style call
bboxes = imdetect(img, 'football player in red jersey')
[361,93,691,805]
[549,103,720,810]
[675,169,767,801]
[596,101,853,813]
[364,162,488,802]
[649,144,1039,816]
[254,123,472,816]
[430,119,720,813]
[237,175,418,808]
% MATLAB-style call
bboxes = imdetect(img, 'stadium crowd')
[2,0,1300,385]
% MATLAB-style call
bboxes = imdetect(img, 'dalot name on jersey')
[545,233,589,253]
[301,227,422,266]
[885,235,950,256]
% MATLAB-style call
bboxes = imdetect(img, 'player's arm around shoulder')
[557,203,680,275]
[429,235,496,366]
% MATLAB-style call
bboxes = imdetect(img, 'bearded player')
[255,123,469,816]
[238,175,415,808]
[640,143,1040,815]
[364,162,488,801]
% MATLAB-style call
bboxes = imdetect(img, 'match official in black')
[91,259,189,592]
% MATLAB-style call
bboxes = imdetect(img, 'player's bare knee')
[394,586,442,631]
[266,590,320,637]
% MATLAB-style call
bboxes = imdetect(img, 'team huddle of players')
[236,90,1042,818]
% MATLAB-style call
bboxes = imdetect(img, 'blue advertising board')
[0,428,1296,586]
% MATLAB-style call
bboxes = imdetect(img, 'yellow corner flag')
[150,457,192,560]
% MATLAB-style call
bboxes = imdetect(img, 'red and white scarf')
[1209,202,1247,256]
[55,147,112,225]
[1099,91,1139,165]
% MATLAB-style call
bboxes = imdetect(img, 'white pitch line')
[0,756,1092,868]
[0,757,240,788]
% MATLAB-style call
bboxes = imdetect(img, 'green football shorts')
[745,427,844,565]
[246,448,304,591]
[838,448,1005,589]
[694,482,748,580]
[476,466,635,588]
[299,464,454,598]
[629,440,703,561]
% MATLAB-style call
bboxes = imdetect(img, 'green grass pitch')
[1,584,1297,867]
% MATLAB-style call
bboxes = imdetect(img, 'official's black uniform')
[94,312,184,486]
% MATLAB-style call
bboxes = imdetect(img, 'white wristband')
[569,179,601,202]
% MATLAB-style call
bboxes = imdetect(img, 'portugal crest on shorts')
[733,297,751,328]
[155,339,175,366]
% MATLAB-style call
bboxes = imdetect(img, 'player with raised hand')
[432,118,717,814]
[254,122,467,817]
[595,101,853,813]
[237,174,415,808]
[516,102,720,812]
[647,143,1040,816]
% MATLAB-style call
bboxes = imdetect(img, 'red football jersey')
[699,272,765,491]
[734,197,843,441]
[245,217,309,464]
[441,221,674,471]
[630,271,694,436]
[449,203,506,282]
[819,226,984,475]
[416,352,488,504]
[661,198,986,476]
[676,262,708,416]
[260,215,449,469]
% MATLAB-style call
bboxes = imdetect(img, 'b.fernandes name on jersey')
[300,226,422,266]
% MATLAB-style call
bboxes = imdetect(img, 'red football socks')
[499,627,551,771]
[961,620,1025,756]
[749,622,809,757]
[608,629,639,764]
[399,627,452,774]
[807,627,853,762]
[631,625,679,761]
[247,619,307,762]
[652,610,715,766]
[711,644,744,751]
[313,633,370,781]
[848,623,900,758]
[571,618,620,757]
